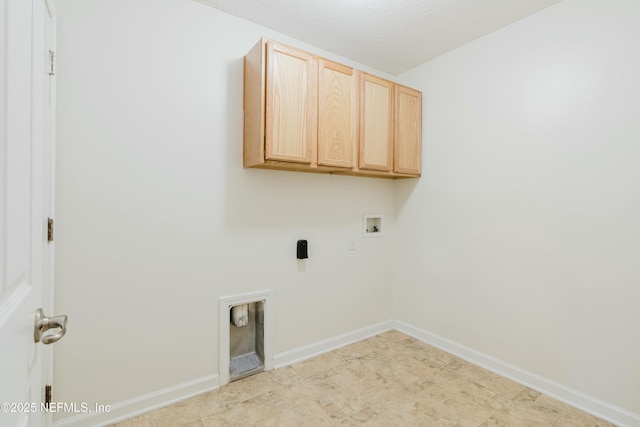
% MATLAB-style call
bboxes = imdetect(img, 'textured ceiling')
[199,0,562,75]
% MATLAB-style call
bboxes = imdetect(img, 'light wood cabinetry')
[359,73,422,177]
[317,59,357,168]
[243,38,421,178]
[265,42,317,164]
[359,73,393,172]
[394,85,422,175]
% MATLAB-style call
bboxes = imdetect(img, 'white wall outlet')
[348,237,358,251]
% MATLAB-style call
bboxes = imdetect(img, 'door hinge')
[49,50,56,76]
[47,218,54,242]
[45,385,52,409]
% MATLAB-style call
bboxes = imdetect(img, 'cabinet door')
[265,42,317,164]
[317,60,357,168]
[394,86,422,175]
[359,73,393,172]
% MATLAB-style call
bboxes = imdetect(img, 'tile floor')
[109,331,617,427]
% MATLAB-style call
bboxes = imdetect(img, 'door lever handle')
[34,308,68,345]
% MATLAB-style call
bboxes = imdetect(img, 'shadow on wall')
[221,58,396,231]
[394,177,420,217]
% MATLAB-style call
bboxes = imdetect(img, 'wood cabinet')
[317,59,357,169]
[359,73,393,172]
[394,85,422,175]
[243,38,421,178]
[265,42,317,164]
[359,73,422,177]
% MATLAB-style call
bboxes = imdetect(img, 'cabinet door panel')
[318,60,356,168]
[359,74,392,172]
[265,42,317,164]
[394,86,422,175]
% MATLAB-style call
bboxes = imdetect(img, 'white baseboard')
[393,320,640,427]
[51,321,393,427]
[54,320,640,427]
[53,375,219,427]
[273,320,395,368]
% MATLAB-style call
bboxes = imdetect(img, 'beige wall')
[56,0,640,423]
[55,0,396,418]
[395,0,640,415]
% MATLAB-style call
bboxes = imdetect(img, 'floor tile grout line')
[552,405,571,426]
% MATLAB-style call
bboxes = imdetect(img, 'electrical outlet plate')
[348,237,357,251]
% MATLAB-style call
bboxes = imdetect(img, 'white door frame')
[43,0,57,425]
[0,0,58,426]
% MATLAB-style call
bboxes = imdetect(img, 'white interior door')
[0,0,58,426]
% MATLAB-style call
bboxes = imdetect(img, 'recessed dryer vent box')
[363,214,384,237]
